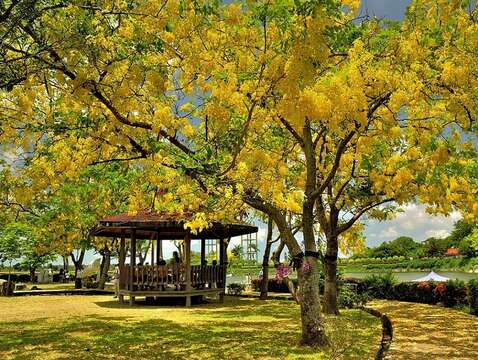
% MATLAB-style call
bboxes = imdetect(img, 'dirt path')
[370,300,478,360]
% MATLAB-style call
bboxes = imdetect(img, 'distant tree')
[231,245,244,258]
[458,229,478,258]
[449,220,475,244]
[422,237,453,258]
[0,223,54,283]
[19,240,55,283]
[369,236,422,259]
[0,224,24,282]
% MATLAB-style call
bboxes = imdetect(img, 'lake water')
[226,271,478,284]
[344,271,478,282]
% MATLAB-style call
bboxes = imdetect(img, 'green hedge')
[251,278,299,293]
[341,256,478,271]
[358,274,476,313]
[468,279,478,315]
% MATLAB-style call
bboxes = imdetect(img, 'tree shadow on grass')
[0,298,380,360]
[371,301,478,360]
[94,296,302,321]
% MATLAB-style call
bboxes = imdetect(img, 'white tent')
[413,271,450,282]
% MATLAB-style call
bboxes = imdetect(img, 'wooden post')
[157,231,163,260]
[156,237,163,265]
[130,229,136,306]
[201,238,206,265]
[200,237,206,290]
[184,232,192,307]
[151,239,155,265]
[219,238,225,303]
[119,232,126,303]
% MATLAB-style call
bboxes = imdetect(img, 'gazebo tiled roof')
[91,210,258,240]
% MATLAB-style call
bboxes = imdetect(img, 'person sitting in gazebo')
[170,251,182,290]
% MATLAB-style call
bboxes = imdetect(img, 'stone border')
[360,306,393,360]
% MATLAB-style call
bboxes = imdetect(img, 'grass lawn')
[0,296,380,360]
[370,300,478,359]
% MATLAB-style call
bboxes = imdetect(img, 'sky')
[360,0,411,20]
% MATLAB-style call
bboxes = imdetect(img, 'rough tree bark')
[259,216,273,300]
[298,202,328,345]
[323,233,339,315]
[296,119,329,346]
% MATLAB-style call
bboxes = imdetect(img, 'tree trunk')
[296,119,328,345]
[71,248,86,289]
[271,239,285,266]
[98,248,111,290]
[243,189,328,346]
[298,256,329,346]
[62,256,69,272]
[260,216,273,300]
[138,240,151,265]
[323,234,339,315]
[29,267,36,283]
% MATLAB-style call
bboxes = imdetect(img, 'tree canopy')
[1,0,478,346]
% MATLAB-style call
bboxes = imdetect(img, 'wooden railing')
[119,264,226,291]
[190,265,225,287]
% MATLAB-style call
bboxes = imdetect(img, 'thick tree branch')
[311,130,355,200]
[243,192,302,255]
[277,115,304,147]
[337,198,395,234]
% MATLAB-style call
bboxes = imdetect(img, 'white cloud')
[379,227,398,239]
[425,229,450,239]
[365,204,462,246]
[401,220,416,230]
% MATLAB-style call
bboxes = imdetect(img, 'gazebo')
[91,211,258,306]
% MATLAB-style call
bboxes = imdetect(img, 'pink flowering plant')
[275,264,290,283]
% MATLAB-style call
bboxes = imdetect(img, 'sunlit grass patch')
[0,296,380,359]
[371,300,478,359]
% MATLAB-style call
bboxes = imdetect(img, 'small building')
[91,211,257,306]
[444,247,460,257]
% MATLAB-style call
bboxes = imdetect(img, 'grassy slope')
[0,296,380,360]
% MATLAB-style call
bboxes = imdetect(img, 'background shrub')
[227,283,245,295]
[337,285,369,308]
[362,272,397,299]
[251,278,299,293]
[467,279,478,315]
[391,282,438,304]
[438,280,467,307]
